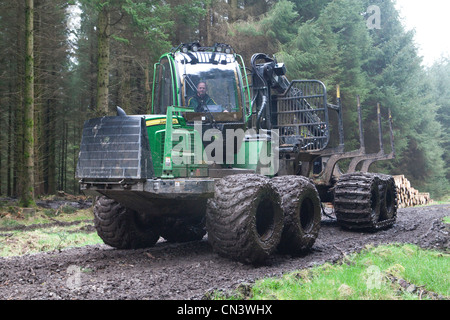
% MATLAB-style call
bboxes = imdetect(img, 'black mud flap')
[76,116,153,181]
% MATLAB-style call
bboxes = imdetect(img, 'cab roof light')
[174,42,234,54]
[213,43,233,54]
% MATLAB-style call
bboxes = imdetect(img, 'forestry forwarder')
[76,43,397,264]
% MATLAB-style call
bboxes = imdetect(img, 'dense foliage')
[0,0,448,201]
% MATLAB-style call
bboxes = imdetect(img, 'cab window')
[184,64,241,113]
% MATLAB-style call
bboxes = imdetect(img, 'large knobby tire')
[94,196,159,249]
[333,173,380,230]
[333,173,397,231]
[334,173,385,230]
[206,174,284,264]
[378,174,398,225]
[270,176,321,254]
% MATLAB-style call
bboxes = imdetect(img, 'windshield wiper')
[183,74,197,104]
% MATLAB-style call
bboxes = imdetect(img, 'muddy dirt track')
[0,204,448,300]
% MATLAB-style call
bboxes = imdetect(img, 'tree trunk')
[33,0,43,196]
[44,94,56,194]
[229,0,238,23]
[96,5,110,116]
[13,1,24,198]
[144,58,152,113]
[20,0,35,207]
[7,99,13,196]
[117,57,131,113]
[205,3,212,45]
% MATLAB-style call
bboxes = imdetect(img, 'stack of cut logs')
[393,175,433,208]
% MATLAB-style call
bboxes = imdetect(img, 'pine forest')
[0,0,449,207]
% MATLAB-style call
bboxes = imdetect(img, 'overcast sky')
[394,0,450,66]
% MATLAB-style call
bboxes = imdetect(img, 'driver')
[188,82,217,112]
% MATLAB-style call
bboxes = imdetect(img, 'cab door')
[152,55,178,114]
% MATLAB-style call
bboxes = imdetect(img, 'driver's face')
[197,83,207,97]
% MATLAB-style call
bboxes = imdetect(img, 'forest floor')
[0,199,448,300]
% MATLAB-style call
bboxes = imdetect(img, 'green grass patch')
[0,207,94,228]
[0,225,102,257]
[0,207,102,257]
[218,244,450,300]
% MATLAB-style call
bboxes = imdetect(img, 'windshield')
[176,53,243,113]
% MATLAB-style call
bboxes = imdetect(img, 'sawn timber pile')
[394,175,433,208]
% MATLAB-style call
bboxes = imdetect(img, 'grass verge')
[0,207,102,257]
[214,244,449,300]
